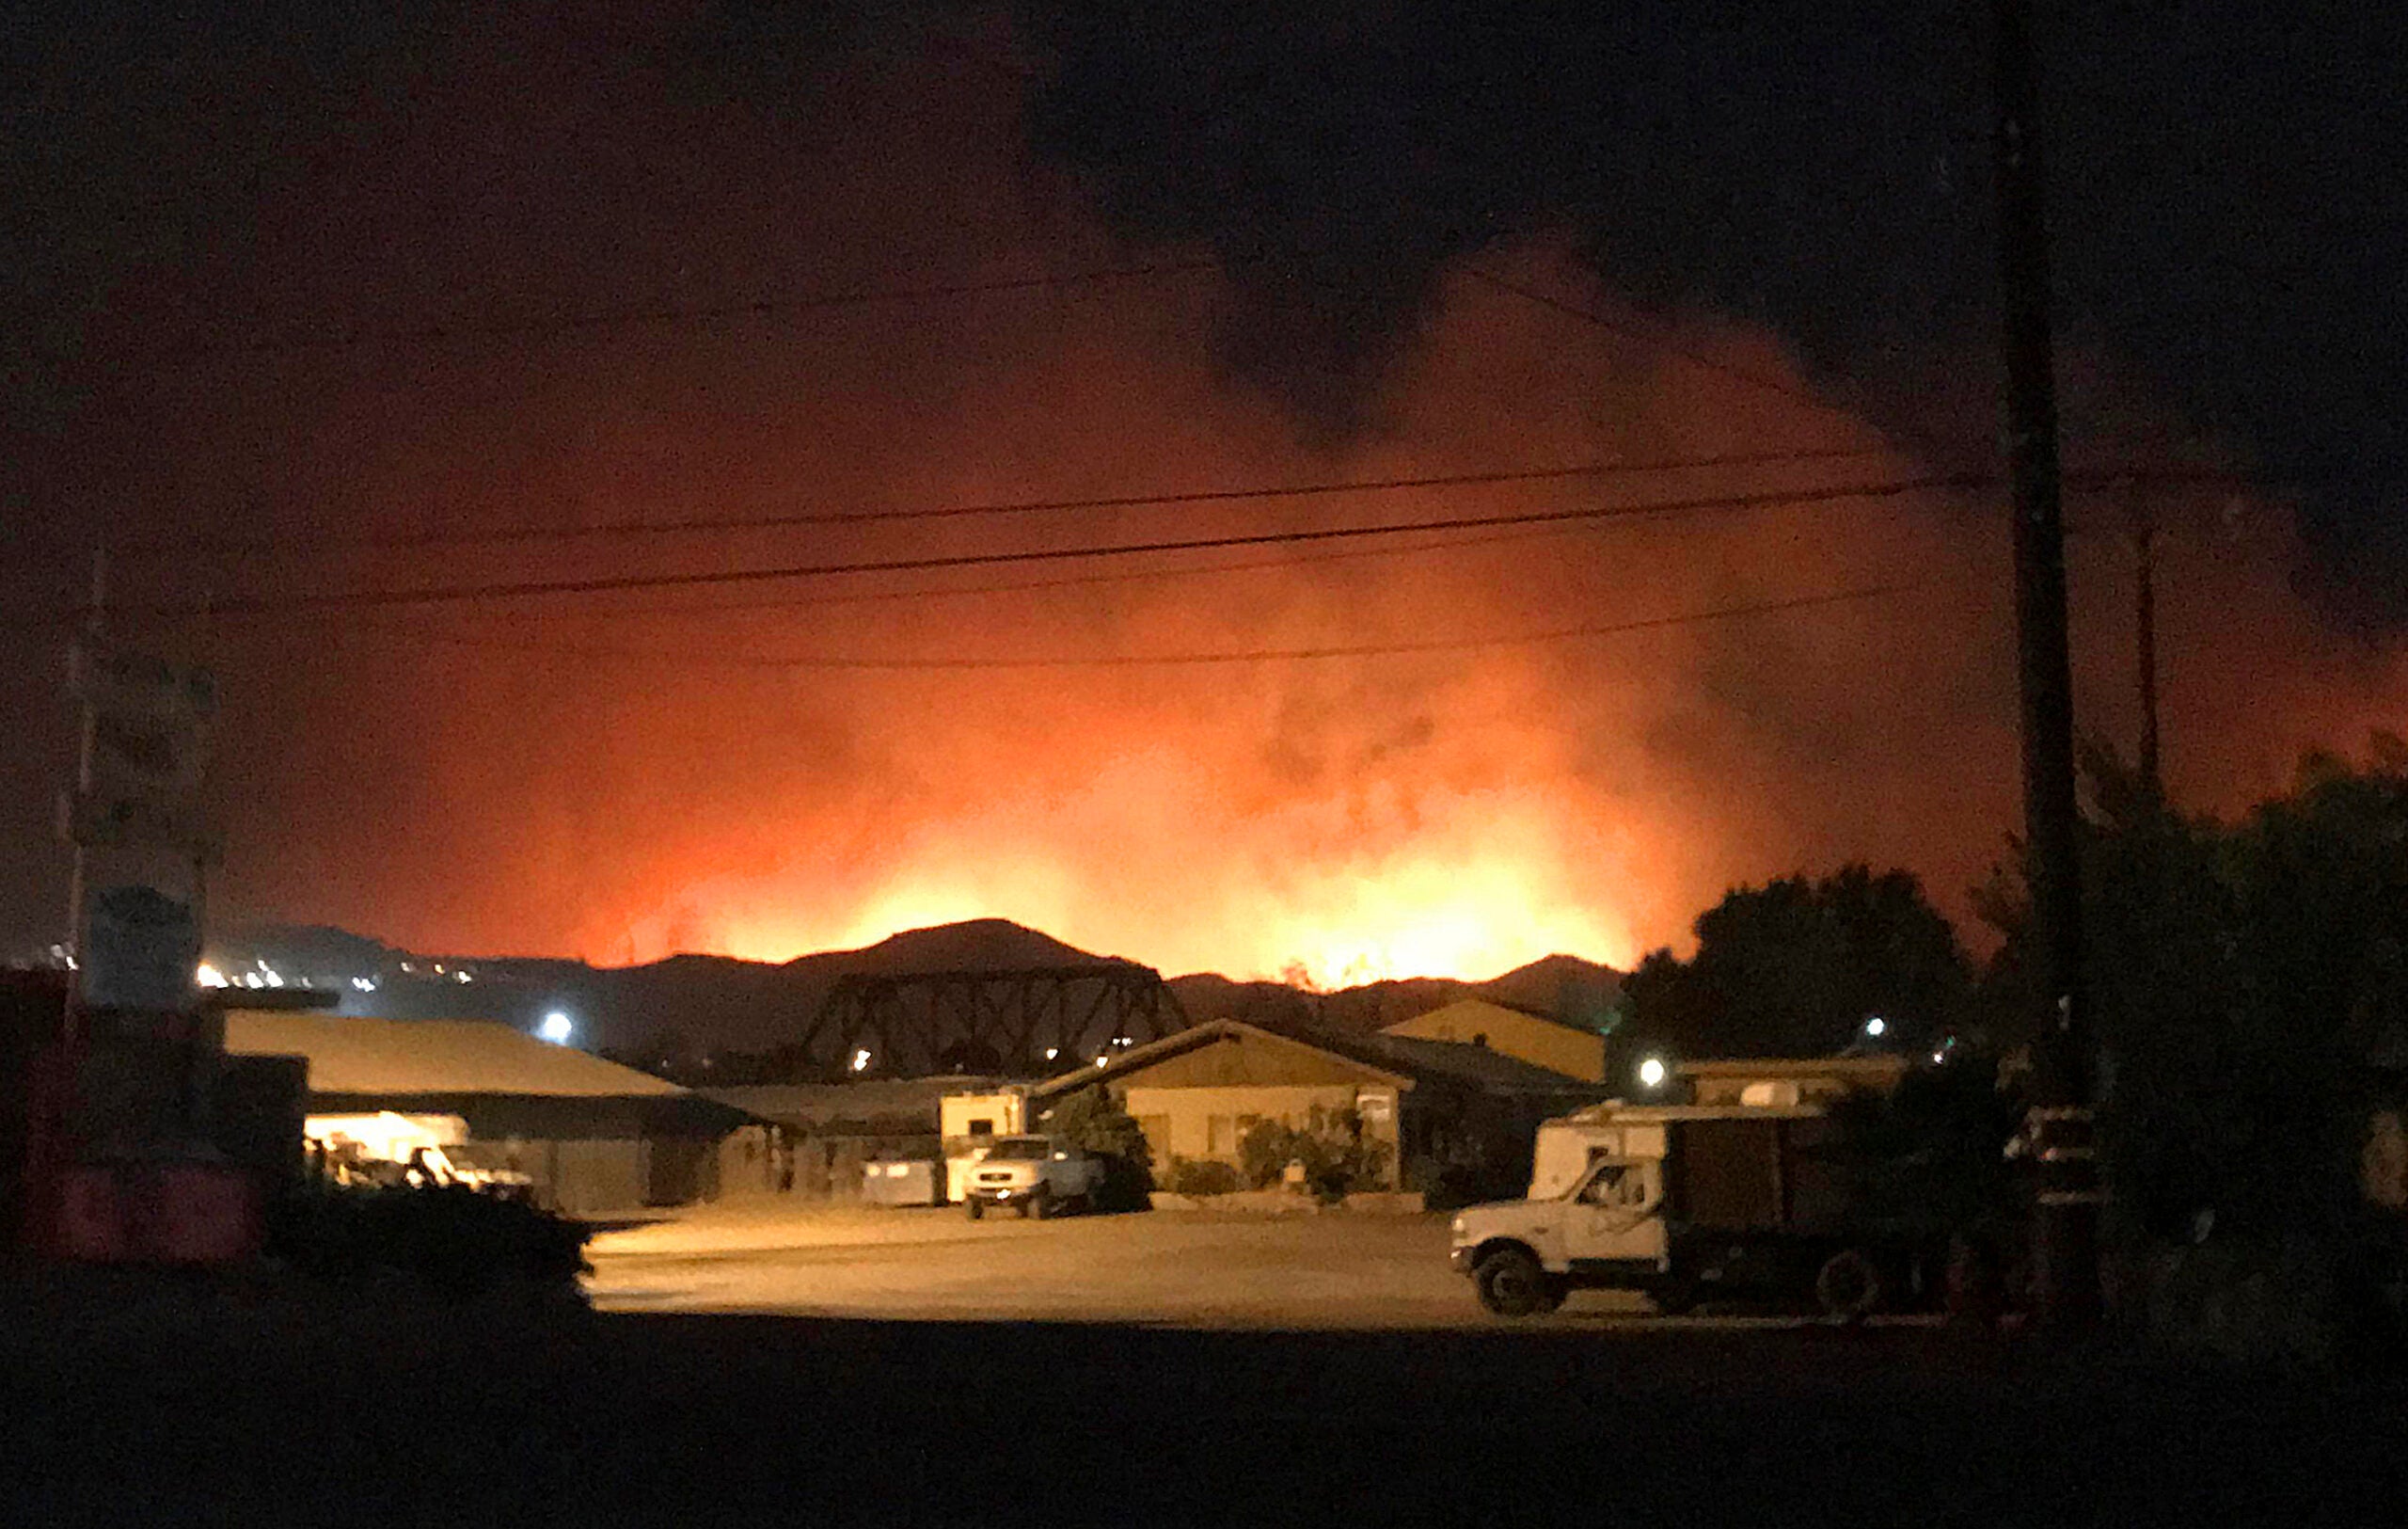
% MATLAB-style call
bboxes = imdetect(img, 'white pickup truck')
[962,1136,1104,1219]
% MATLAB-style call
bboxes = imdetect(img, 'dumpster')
[861,1158,942,1207]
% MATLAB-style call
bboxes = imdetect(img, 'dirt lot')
[9,1221,2403,1524]
[584,1202,1940,1329]
[585,1202,1504,1326]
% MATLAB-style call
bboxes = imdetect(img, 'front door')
[1560,1156,1665,1270]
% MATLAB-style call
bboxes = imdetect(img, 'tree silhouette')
[1624,864,1972,1059]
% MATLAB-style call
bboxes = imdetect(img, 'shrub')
[1042,1086,1155,1212]
[1164,1157,1244,1197]
[1238,1106,1392,1202]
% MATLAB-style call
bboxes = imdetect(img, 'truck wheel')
[1473,1249,1560,1317]
[1815,1249,1883,1322]
[967,1199,984,1220]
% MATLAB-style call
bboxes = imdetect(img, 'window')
[1207,1114,1235,1155]
[1576,1161,1645,1208]
[966,1119,994,1137]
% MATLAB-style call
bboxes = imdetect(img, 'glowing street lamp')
[1863,1015,1888,1039]
[1638,1056,1669,1090]
[538,1011,575,1044]
[850,1048,873,1074]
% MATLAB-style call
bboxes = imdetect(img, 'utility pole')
[2128,483,2162,795]
[1989,0,2101,1329]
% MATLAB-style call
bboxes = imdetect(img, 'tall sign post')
[34,571,249,1264]
[1990,0,2102,1328]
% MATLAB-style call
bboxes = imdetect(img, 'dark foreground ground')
[7,1282,2404,1527]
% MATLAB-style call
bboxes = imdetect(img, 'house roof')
[1371,1034,1602,1092]
[222,1011,689,1099]
[1383,995,1594,1039]
[1025,1017,1605,1101]
[1025,1018,1417,1099]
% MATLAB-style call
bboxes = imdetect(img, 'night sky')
[3,2,2402,980]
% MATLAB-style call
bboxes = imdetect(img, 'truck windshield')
[985,1138,1053,1160]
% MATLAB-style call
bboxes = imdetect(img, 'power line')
[70,473,1992,626]
[150,255,1228,366]
[127,443,1896,558]
[1464,266,1980,459]
[350,582,1913,673]
[451,521,1713,622]
[28,465,2241,629]
[1463,267,1846,416]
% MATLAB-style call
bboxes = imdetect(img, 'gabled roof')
[1383,995,1598,1041]
[223,1011,689,1099]
[1372,1034,1603,1092]
[1025,1017,1608,1101]
[1025,1018,1417,1100]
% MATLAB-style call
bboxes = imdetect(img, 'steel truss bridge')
[797,964,1188,1079]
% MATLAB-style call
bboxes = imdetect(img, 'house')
[222,1011,752,1216]
[701,1075,1007,1201]
[1022,1018,1606,1197]
[1677,1055,1910,1107]
[1381,997,1608,1084]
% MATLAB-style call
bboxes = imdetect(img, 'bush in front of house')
[268,1182,592,1302]
[1163,1156,1244,1197]
[1041,1086,1155,1212]
[1239,1106,1393,1202]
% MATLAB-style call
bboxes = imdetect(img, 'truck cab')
[1450,1155,1669,1315]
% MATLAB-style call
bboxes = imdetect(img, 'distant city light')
[197,963,228,989]
[1638,1057,1669,1090]
[1931,1050,1946,1064]
[538,1011,575,1044]
[850,1048,873,1074]
[454,969,472,983]
[351,977,377,993]
[1093,1056,1108,1069]
[1043,1047,1059,1061]
[1864,1015,1888,1038]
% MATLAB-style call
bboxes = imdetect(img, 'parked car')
[962,1136,1105,1219]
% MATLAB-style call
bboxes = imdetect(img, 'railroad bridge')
[797,963,1188,1079]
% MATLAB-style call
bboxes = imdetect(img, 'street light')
[850,1048,873,1074]
[1638,1056,1668,1090]
[538,1011,575,1045]
[1864,1015,1888,1039]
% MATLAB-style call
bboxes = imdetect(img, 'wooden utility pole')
[2129,484,2162,794]
[1989,0,2101,1328]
